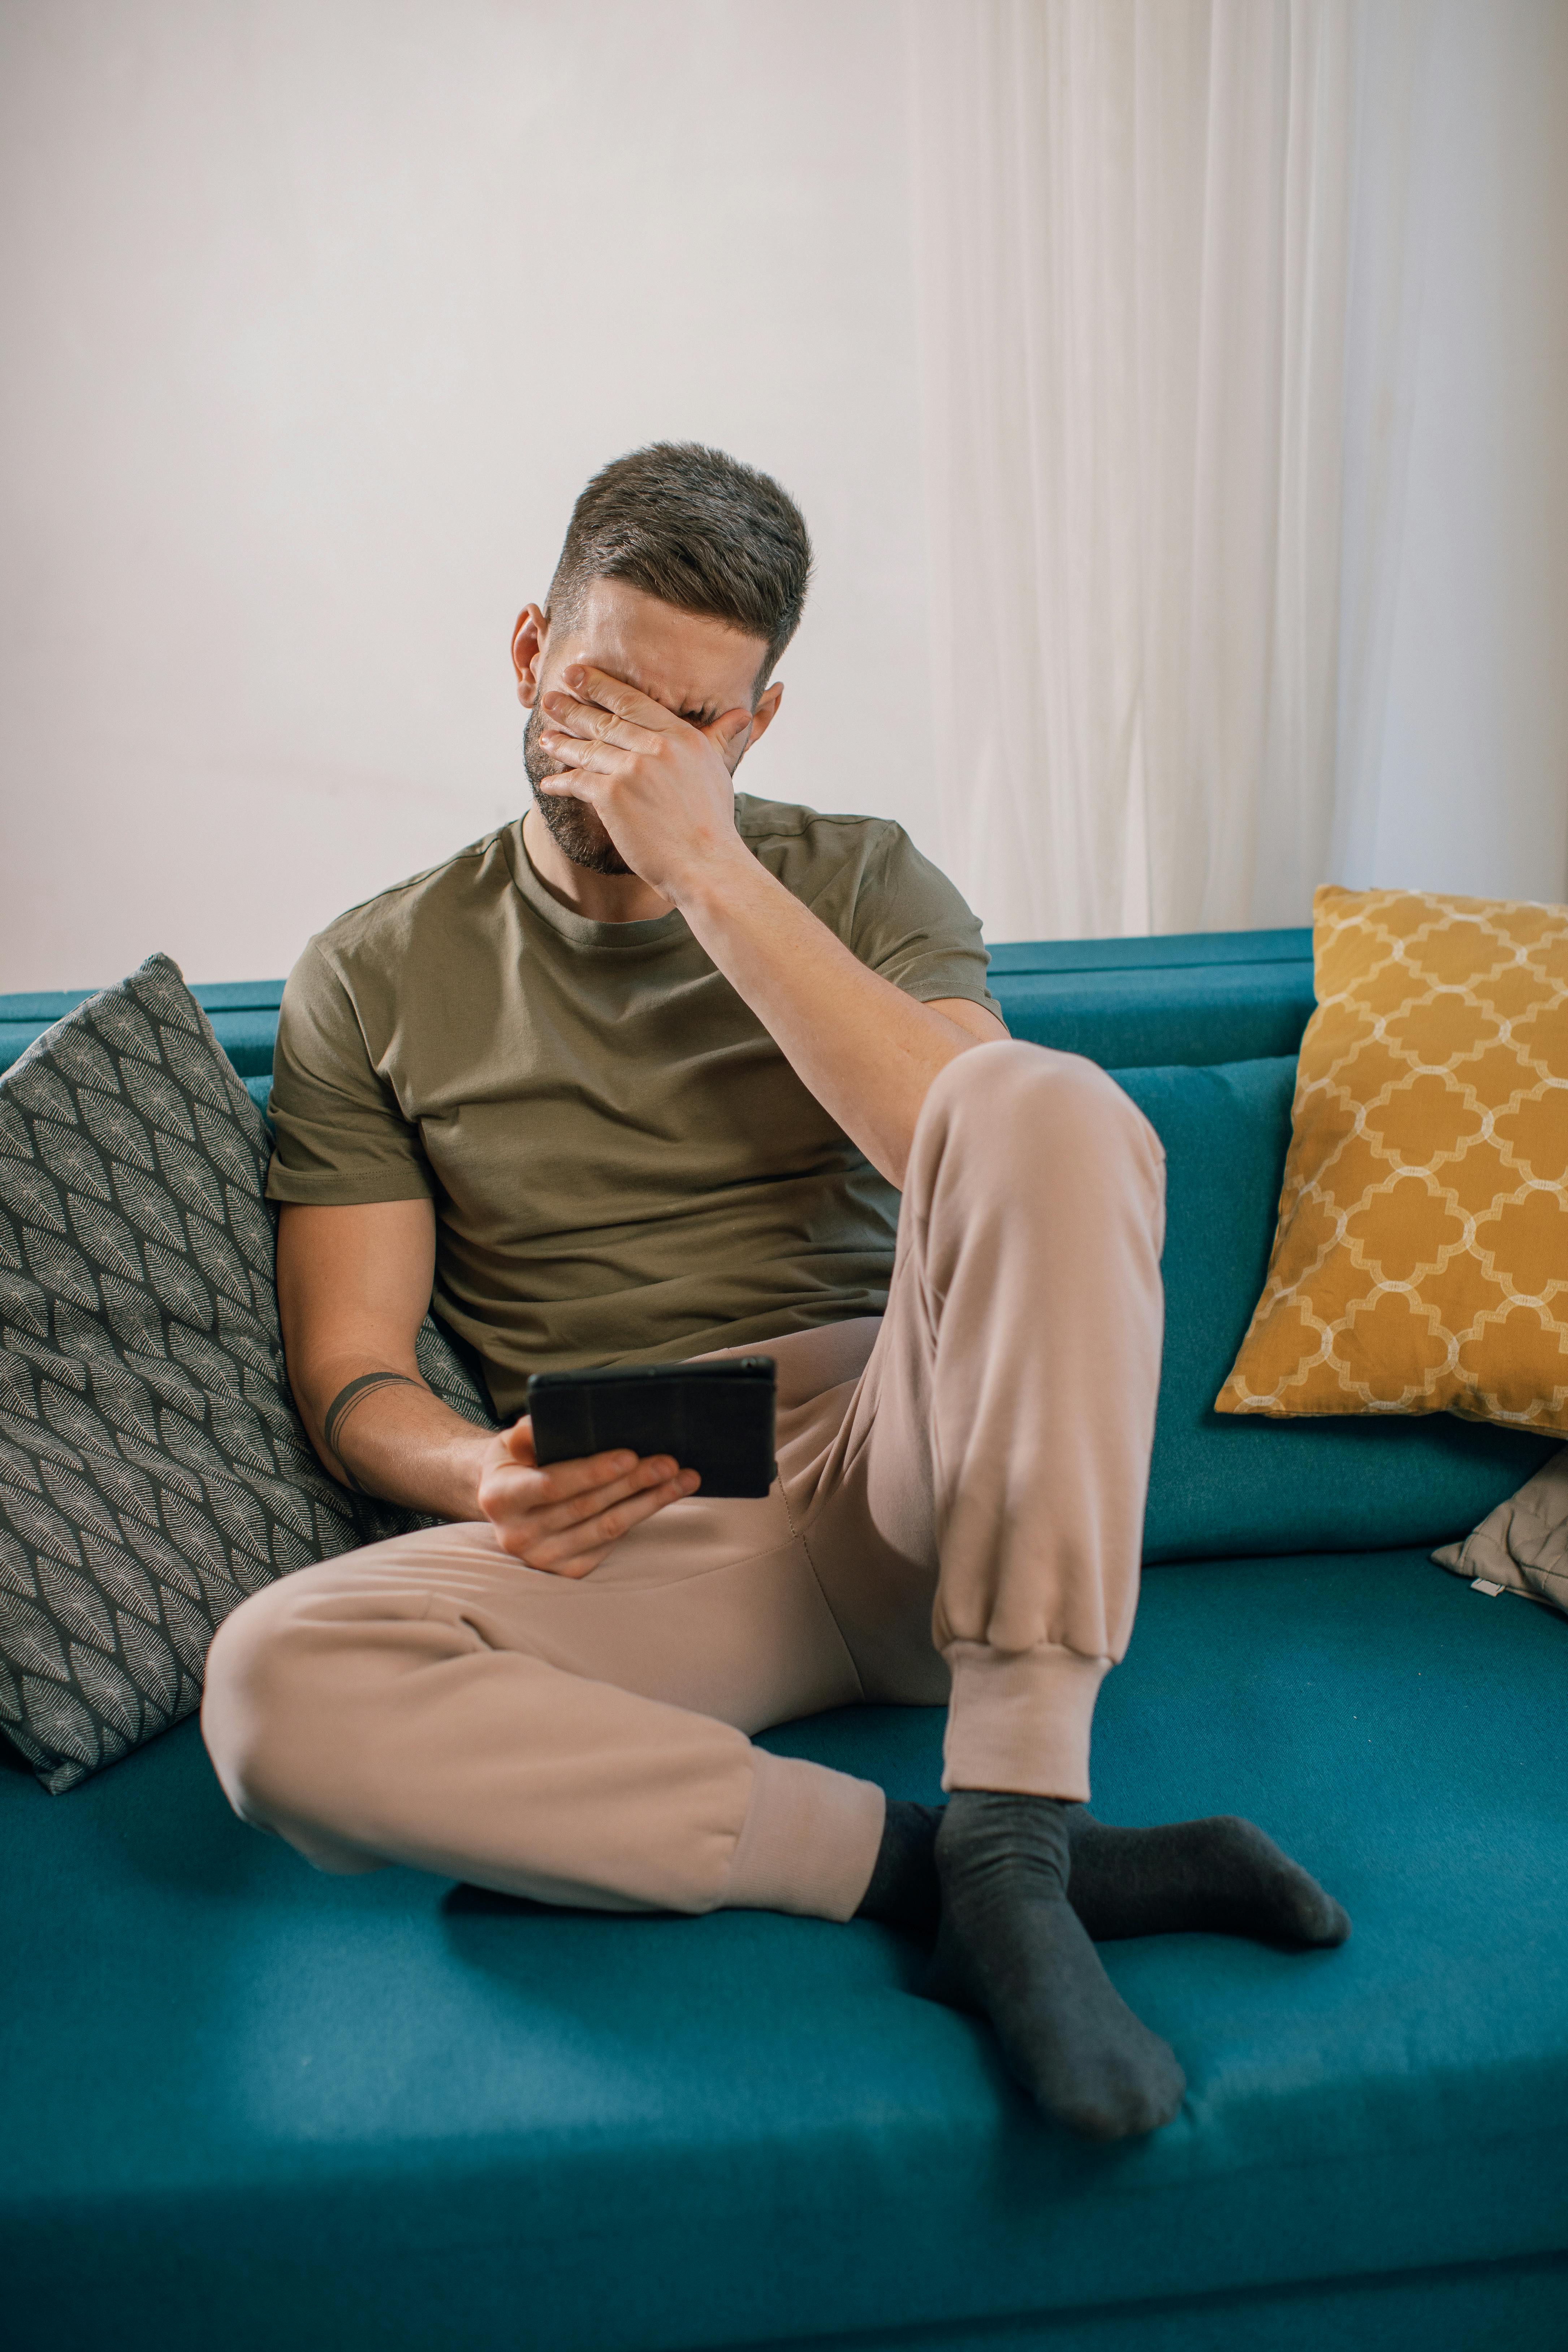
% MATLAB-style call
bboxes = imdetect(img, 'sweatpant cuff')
[941,1640,1111,1801]
[721,1749,886,1921]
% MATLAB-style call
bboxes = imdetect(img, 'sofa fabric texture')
[5,1542,1567,2352]
[0,956,495,1792]
[1221,885,1568,1433]
[984,929,1316,1069]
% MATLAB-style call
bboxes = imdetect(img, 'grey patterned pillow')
[0,954,497,1792]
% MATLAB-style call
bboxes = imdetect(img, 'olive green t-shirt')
[267,794,999,1415]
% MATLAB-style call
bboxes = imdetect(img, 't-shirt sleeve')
[850,826,1004,1017]
[265,938,434,1207]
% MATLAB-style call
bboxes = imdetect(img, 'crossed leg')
[205,1042,1348,2144]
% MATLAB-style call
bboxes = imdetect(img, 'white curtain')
[908,0,1432,941]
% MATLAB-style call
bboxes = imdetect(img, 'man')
[203,444,1347,2143]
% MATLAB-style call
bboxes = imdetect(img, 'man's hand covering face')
[534,663,756,901]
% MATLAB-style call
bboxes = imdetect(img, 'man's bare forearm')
[526,663,1004,1188]
[300,1356,492,1519]
[276,1200,494,1523]
[679,850,993,1188]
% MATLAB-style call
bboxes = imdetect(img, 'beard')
[523,702,631,877]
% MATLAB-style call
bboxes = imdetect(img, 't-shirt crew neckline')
[504,818,693,955]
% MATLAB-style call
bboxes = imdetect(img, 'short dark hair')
[547,442,813,688]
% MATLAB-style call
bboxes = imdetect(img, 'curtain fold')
[909,0,1428,941]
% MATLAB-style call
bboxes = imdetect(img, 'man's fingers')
[531,1445,644,1499]
[711,706,754,752]
[486,1466,647,1534]
[541,688,659,754]
[536,732,631,791]
[535,730,604,777]
[501,1415,539,1465]
[562,661,675,733]
[483,1441,639,1501]
[528,1457,683,1535]
[535,1478,684,1564]
[512,1473,697,1574]
[481,1450,691,1527]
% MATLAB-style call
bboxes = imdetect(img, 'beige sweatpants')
[203,1043,1166,1923]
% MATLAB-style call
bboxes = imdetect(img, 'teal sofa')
[4,929,1566,2352]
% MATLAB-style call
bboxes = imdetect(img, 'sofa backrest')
[989,927,1314,1067]
[2,982,281,1114]
[0,929,1313,1098]
[4,939,1550,1564]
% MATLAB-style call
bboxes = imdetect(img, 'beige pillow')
[1433,1445,1568,1616]
[1218,885,1568,1434]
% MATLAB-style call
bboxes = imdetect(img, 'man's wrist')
[669,832,772,926]
[324,1393,497,1525]
[455,1427,505,1523]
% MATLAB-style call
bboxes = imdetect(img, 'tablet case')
[526,1357,777,1498]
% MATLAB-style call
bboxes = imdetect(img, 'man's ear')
[512,605,548,708]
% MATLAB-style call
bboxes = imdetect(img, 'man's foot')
[854,1800,943,1937]
[1065,1812,1351,1948]
[925,1791,1186,2142]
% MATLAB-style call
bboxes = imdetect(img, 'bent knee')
[200,1559,476,1869]
[928,1037,1162,1172]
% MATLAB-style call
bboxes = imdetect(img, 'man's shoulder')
[734,794,969,907]
[304,824,519,978]
[735,795,986,990]
[734,795,911,890]
[735,793,904,850]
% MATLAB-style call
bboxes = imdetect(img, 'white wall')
[3,3,1564,990]
[0,0,933,991]
[1353,0,1568,907]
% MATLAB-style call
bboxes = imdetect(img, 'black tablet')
[525,1357,777,1499]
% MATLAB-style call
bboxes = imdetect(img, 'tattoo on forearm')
[323,1371,421,1477]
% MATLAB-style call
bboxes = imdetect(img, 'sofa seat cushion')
[4,1544,1566,2352]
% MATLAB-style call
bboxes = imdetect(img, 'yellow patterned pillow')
[1218,885,1568,1434]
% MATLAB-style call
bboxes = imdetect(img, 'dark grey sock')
[854,1800,943,1938]
[925,1791,1186,2142]
[1065,1811,1351,1947]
